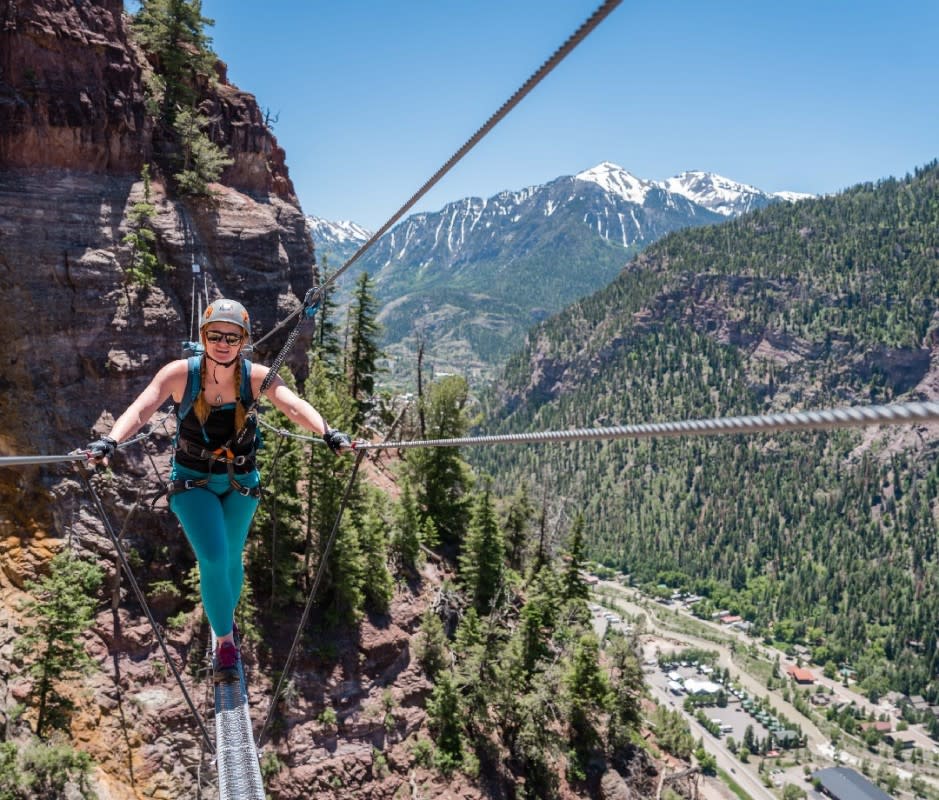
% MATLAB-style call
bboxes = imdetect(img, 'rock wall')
[0,4,320,795]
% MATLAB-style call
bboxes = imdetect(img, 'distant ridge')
[308,163,810,386]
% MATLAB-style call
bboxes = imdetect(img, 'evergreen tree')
[16,553,103,739]
[249,366,304,613]
[121,164,164,289]
[606,634,645,760]
[358,492,394,613]
[391,477,422,570]
[406,375,473,545]
[132,0,216,121]
[415,608,449,680]
[426,670,463,771]
[514,566,562,678]
[172,107,233,195]
[502,481,535,572]
[345,271,383,424]
[328,516,365,620]
[562,514,590,602]
[311,259,343,379]
[301,354,361,610]
[563,634,610,769]
[459,487,505,615]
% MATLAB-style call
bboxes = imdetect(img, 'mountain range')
[308,163,811,386]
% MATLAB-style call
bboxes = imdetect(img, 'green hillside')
[476,162,939,698]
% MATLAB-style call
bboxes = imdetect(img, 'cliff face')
[0,2,318,795]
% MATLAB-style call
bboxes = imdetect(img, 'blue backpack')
[175,355,262,452]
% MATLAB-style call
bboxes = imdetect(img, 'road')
[594,580,939,797]
[645,669,777,800]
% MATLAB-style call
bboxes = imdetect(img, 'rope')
[252,0,623,350]
[354,401,939,451]
[76,466,215,753]
[255,449,366,749]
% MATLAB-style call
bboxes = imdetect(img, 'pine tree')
[249,366,304,614]
[415,608,449,679]
[328,516,365,620]
[459,487,505,615]
[502,482,535,571]
[345,271,383,424]
[563,633,610,770]
[132,0,216,121]
[515,566,562,678]
[606,634,645,761]
[16,553,103,738]
[172,107,233,196]
[311,259,343,379]
[562,514,590,602]
[301,354,361,615]
[391,477,422,570]
[427,670,463,771]
[358,492,394,613]
[406,375,473,545]
[121,164,164,289]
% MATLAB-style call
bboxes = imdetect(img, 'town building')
[811,766,891,800]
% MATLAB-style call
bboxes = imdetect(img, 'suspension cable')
[255,449,366,749]
[252,0,622,350]
[0,431,154,469]
[76,466,215,753]
[353,401,939,451]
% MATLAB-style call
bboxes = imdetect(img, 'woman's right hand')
[85,436,117,466]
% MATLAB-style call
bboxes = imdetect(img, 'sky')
[194,0,938,232]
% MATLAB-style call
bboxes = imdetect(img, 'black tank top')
[174,403,255,474]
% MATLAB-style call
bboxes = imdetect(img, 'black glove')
[323,428,352,455]
[86,436,117,461]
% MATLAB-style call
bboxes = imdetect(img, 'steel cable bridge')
[2,1,937,796]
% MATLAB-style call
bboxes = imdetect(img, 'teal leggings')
[168,465,260,638]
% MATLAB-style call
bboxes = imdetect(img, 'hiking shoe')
[213,640,240,683]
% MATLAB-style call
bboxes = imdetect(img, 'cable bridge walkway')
[211,634,265,800]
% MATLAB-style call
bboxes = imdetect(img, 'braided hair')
[193,354,248,431]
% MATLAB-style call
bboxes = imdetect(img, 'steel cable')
[252,0,623,350]
[353,401,939,451]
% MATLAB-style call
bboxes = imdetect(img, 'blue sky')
[196,0,938,232]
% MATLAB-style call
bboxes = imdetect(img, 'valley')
[592,580,939,799]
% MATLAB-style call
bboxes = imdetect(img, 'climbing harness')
[160,355,263,503]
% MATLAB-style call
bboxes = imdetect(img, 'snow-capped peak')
[772,190,815,203]
[306,215,372,245]
[575,162,656,205]
[660,171,771,217]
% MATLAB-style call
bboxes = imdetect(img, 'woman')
[86,298,352,681]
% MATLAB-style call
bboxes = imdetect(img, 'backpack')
[175,355,262,451]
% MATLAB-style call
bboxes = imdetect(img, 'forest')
[478,161,939,704]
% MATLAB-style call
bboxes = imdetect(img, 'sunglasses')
[204,331,244,346]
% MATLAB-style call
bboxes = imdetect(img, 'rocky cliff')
[0,1,323,796]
